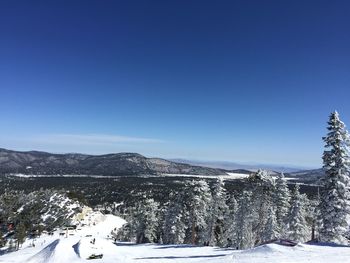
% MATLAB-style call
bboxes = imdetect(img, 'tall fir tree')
[235,191,254,249]
[314,187,323,240]
[248,169,275,245]
[261,206,279,242]
[14,221,27,250]
[274,173,290,236]
[183,180,212,245]
[162,192,187,244]
[288,184,308,242]
[319,111,350,244]
[222,194,238,247]
[207,178,229,246]
[133,196,160,244]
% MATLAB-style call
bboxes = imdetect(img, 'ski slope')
[1,210,350,263]
[2,236,350,263]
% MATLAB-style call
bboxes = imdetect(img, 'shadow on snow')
[135,254,227,260]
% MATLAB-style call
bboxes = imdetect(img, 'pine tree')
[133,197,160,244]
[116,206,138,242]
[222,194,238,247]
[0,228,5,248]
[319,111,350,244]
[306,195,319,241]
[235,191,254,249]
[248,169,275,245]
[183,180,212,245]
[288,184,308,242]
[15,221,27,250]
[262,206,279,242]
[274,173,290,236]
[207,178,229,246]
[162,192,187,244]
[315,187,322,240]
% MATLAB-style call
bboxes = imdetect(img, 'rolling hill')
[0,148,227,176]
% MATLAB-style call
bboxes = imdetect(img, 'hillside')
[0,148,227,176]
[286,168,324,184]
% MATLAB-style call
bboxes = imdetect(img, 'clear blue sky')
[0,1,349,168]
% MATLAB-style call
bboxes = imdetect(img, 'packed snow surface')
[2,236,350,263]
[1,210,350,263]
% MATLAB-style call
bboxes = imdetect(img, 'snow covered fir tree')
[287,184,309,242]
[319,111,350,244]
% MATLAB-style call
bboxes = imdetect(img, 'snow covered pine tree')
[288,184,308,242]
[162,192,187,244]
[319,111,350,244]
[274,173,290,236]
[206,178,229,246]
[222,194,238,247]
[184,180,212,245]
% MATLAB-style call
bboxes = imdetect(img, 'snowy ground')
[1,211,350,263]
[159,173,249,180]
[231,243,350,263]
[2,237,350,263]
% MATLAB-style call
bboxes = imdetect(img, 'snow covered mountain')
[286,168,324,184]
[0,148,227,176]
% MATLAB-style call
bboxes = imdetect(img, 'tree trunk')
[191,217,196,245]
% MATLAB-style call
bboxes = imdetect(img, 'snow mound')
[231,243,350,263]
[74,237,119,260]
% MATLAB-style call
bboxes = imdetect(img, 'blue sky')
[0,1,349,168]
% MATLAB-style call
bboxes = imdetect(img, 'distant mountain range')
[0,148,324,182]
[0,148,228,176]
[286,168,324,184]
[170,159,306,173]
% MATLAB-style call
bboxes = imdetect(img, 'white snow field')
[1,209,350,263]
